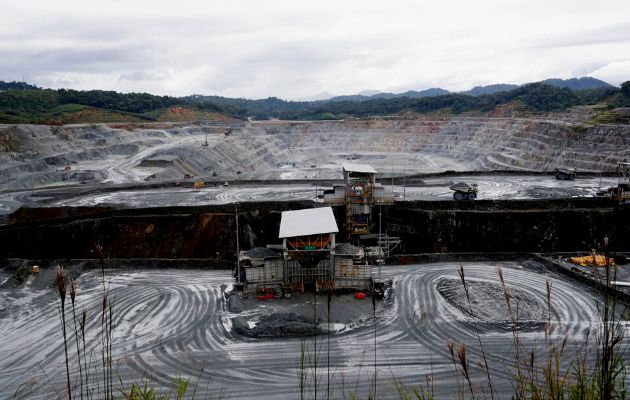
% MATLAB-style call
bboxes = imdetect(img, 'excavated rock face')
[0,199,627,259]
[1,118,628,189]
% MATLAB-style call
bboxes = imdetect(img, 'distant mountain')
[297,91,335,101]
[540,77,613,90]
[0,80,39,91]
[457,78,612,96]
[375,88,452,99]
[1,76,622,124]
[327,94,371,102]
[460,84,520,96]
[328,87,451,102]
[408,88,452,97]
[358,90,381,96]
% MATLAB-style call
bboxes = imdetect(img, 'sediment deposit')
[0,262,624,399]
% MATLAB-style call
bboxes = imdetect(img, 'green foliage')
[51,250,200,400]
[0,80,40,91]
[609,93,630,108]
[573,87,618,105]
[187,83,618,120]
[119,382,164,400]
[57,89,180,114]
[570,124,588,134]
[584,109,630,125]
[171,376,189,400]
[0,81,624,123]
[0,89,60,114]
[311,112,338,120]
[506,83,578,111]
[118,377,190,400]
[0,88,185,123]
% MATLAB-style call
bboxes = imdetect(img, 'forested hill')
[0,79,628,124]
[187,83,622,120]
[0,81,40,91]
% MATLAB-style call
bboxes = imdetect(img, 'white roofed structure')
[245,206,372,292]
[342,163,377,174]
[279,207,339,238]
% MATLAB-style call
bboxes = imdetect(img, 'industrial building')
[244,207,373,292]
[243,163,397,292]
[323,163,394,239]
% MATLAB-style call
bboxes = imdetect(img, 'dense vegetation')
[186,83,618,120]
[0,81,39,91]
[0,79,625,124]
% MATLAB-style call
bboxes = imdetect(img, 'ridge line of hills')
[309,77,614,102]
[0,77,628,125]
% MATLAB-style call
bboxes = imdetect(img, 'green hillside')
[0,80,628,124]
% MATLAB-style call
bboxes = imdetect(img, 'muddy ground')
[227,286,393,338]
[1,261,628,399]
[0,174,617,214]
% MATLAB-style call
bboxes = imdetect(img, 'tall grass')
[55,268,72,400]
[49,244,200,400]
[449,256,627,400]
[297,249,627,399]
[69,279,84,400]
[46,245,628,399]
[297,290,378,400]
[457,266,495,399]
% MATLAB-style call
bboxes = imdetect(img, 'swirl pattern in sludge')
[1,264,626,399]
[27,174,609,209]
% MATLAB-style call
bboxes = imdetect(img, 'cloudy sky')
[2,0,629,99]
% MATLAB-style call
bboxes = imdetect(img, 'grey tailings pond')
[0,262,627,399]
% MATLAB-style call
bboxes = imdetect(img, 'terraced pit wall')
[245,119,630,172]
[0,198,627,260]
[2,118,629,189]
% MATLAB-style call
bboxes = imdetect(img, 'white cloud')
[589,60,630,86]
[1,0,629,98]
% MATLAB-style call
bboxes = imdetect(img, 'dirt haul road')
[0,174,615,213]
[1,262,627,399]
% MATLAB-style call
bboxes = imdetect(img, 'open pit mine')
[1,116,629,399]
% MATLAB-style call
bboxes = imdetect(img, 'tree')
[621,81,630,97]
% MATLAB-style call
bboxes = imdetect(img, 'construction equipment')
[596,162,630,205]
[569,254,615,267]
[554,168,576,180]
[449,182,478,201]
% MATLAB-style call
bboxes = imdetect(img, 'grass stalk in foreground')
[458,266,495,399]
[69,279,84,400]
[56,267,72,400]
